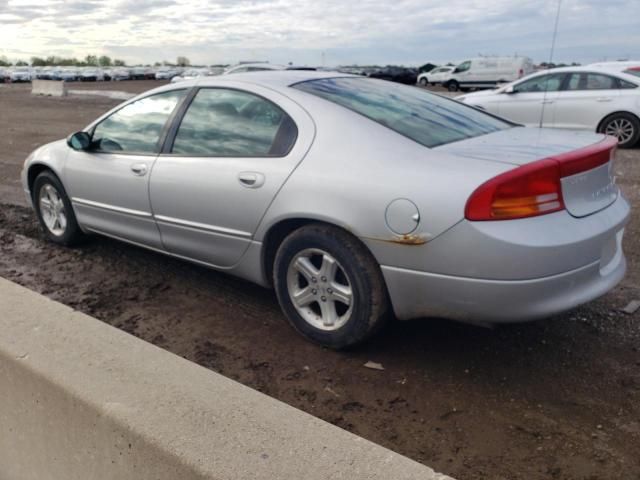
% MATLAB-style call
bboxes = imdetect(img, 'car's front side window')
[92,90,185,154]
[171,88,298,157]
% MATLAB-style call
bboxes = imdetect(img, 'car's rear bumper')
[382,227,627,323]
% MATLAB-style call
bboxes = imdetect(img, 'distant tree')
[15,60,28,66]
[98,55,112,67]
[113,59,126,66]
[84,55,98,66]
[31,57,47,66]
[176,56,190,67]
[154,61,161,67]
[0,55,11,66]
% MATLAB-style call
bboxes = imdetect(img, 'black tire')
[418,77,428,86]
[447,80,459,92]
[32,171,84,246]
[598,113,640,149]
[274,224,390,349]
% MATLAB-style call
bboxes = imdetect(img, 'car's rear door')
[149,83,314,268]
[65,89,187,248]
[552,72,622,130]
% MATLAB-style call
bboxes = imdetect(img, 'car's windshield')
[292,77,511,148]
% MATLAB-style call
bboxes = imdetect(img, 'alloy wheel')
[38,184,67,236]
[286,248,353,331]
[605,118,635,145]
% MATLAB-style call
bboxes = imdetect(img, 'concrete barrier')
[31,79,67,97]
[0,277,452,480]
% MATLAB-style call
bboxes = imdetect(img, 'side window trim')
[89,89,189,156]
[161,86,299,158]
[160,87,200,154]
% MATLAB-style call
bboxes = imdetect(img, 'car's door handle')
[130,163,148,176]
[238,172,265,189]
[597,97,613,102]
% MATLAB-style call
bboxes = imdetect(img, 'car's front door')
[497,73,565,126]
[149,84,314,268]
[64,89,186,248]
[552,72,622,130]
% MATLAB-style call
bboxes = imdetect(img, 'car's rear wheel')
[33,171,84,246]
[447,80,459,92]
[273,224,389,349]
[599,113,640,148]
[418,77,428,86]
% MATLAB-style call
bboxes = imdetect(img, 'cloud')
[0,0,638,65]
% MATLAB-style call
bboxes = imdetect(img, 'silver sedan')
[21,71,630,348]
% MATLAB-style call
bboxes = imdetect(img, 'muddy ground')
[1,80,639,480]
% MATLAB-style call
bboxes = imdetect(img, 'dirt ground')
[1,81,639,480]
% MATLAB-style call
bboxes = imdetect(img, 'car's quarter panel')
[253,90,514,260]
[64,150,162,248]
[149,82,315,268]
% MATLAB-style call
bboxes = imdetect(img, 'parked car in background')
[456,66,640,147]
[0,68,7,82]
[588,61,640,79]
[111,68,131,81]
[10,67,32,82]
[417,66,453,86]
[170,68,209,83]
[368,66,418,84]
[21,72,629,348]
[59,69,79,82]
[589,60,640,71]
[80,68,104,82]
[155,67,180,80]
[223,63,285,74]
[444,56,534,92]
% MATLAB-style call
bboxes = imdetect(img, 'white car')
[10,67,32,82]
[456,66,640,148]
[417,66,453,86]
[155,68,179,80]
[111,68,131,81]
[223,63,285,75]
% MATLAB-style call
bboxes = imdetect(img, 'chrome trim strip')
[72,197,152,218]
[154,214,252,238]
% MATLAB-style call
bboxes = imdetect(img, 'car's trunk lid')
[436,127,619,218]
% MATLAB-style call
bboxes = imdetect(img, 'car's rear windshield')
[624,68,640,78]
[292,77,511,148]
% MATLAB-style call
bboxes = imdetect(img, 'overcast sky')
[0,0,638,66]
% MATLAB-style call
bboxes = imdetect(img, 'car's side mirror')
[67,131,92,150]
[504,85,516,94]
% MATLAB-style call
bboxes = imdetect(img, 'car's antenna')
[540,0,563,128]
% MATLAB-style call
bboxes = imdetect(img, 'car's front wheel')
[33,171,84,246]
[274,224,389,349]
[599,113,640,148]
[447,80,459,92]
[418,77,428,86]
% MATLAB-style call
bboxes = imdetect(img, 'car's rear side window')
[171,88,297,157]
[292,77,510,148]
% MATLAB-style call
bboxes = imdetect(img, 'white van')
[444,56,534,92]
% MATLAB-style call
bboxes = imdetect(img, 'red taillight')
[465,136,617,221]
[519,68,524,77]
